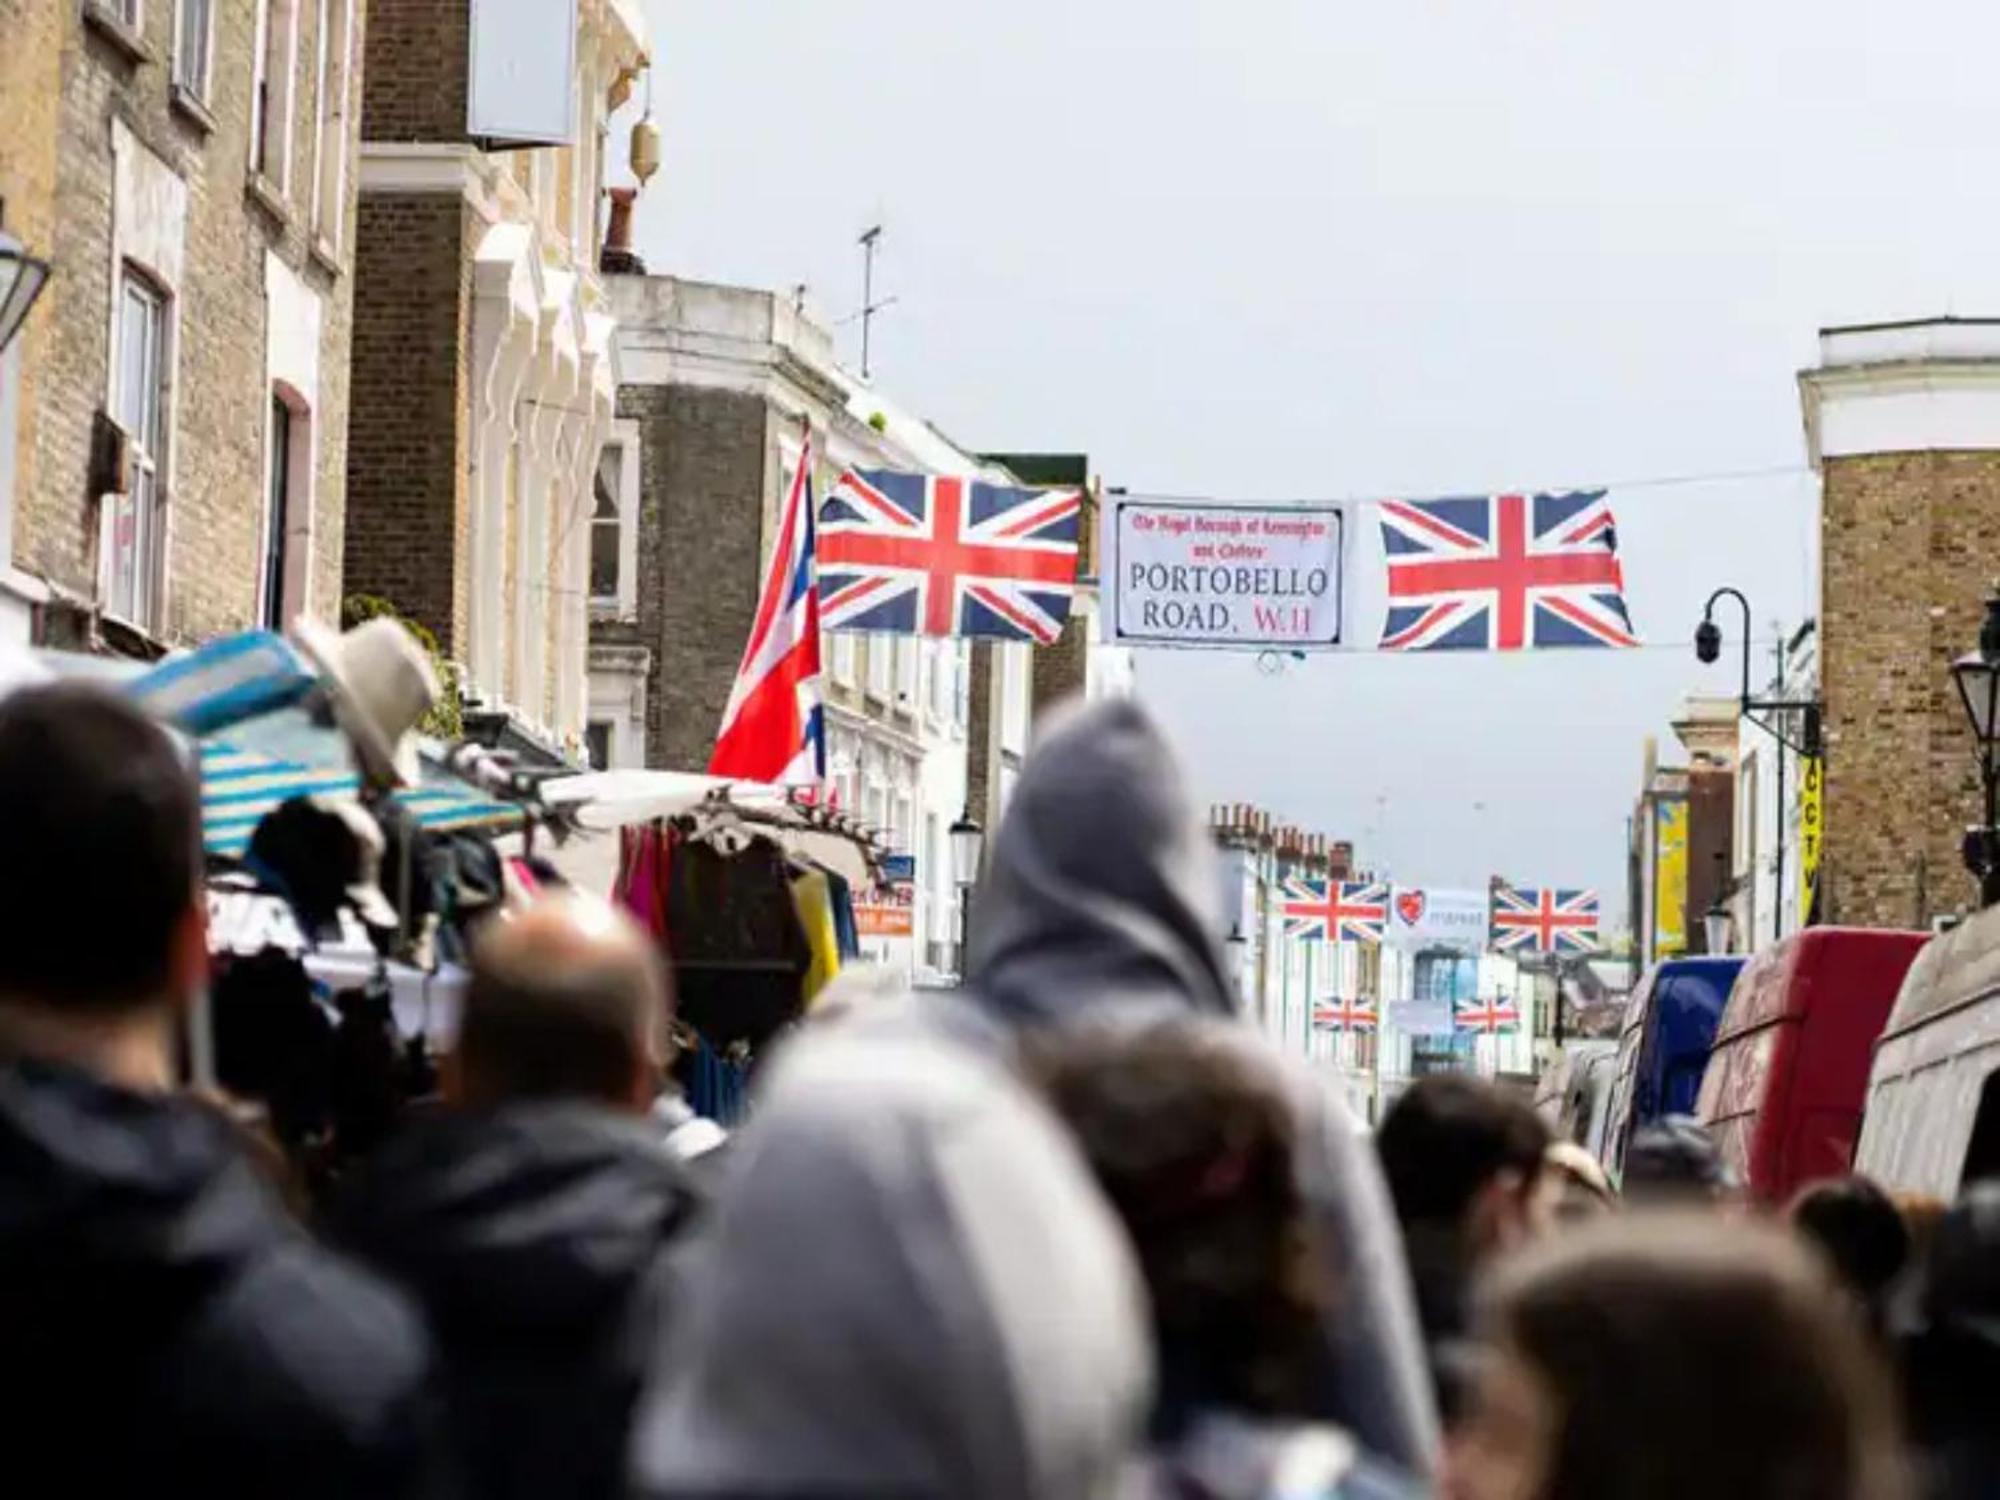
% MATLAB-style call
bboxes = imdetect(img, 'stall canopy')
[17,641,523,859]
[201,709,522,858]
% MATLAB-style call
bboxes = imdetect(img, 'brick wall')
[360,0,471,144]
[18,0,362,648]
[1819,450,2000,926]
[0,0,65,556]
[616,381,769,770]
[342,193,475,651]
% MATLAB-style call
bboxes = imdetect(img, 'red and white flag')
[709,432,825,785]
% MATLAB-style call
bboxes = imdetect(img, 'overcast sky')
[631,1,2000,928]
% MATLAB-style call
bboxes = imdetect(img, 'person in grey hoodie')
[630,1026,1152,1500]
[950,695,1439,1476]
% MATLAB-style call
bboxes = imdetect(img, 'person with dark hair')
[1036,1022,1421,1498]
[1375,1075,1553,1420]
[1788,1174,1910,1338]
[0,683,431,1498]
[1450,1213,1908,1500]
[335,892,699,1500]
[1898,1182,2000,1500]
[1620,1114,1739,1205]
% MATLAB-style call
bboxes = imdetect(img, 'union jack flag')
[1490,885,1600,956]
[819,469,1081,642]
[1454,995,1522,1035]
[1378,491,1638,652]
[1312,997,1378,1033]
[709,432,824,785]
[1281,878,1389,945]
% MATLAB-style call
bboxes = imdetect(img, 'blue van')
[1598,955,1746,1183]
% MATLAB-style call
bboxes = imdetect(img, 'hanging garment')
[825,871,861,960]
[663,832,811,1049]
[615,823,671,939]
[789,866,842,1008]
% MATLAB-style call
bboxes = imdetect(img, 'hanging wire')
[1107,461,1813,509]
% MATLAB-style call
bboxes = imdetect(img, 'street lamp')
[1695,587,1821,945]
[948,807,984,977]
[1703,895,1734,957]
[0,226,53,356]
[1950,588,2000,907]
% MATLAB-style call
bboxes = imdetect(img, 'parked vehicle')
[1535,1040,1618,1160]
[1696,927,1927,1202]
[1600,956,1745,1182]
[1854,906,2000,1197]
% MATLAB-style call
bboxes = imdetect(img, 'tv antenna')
[855,224,899,378]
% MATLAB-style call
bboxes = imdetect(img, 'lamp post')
[0,225,53,356]
[1695,588,1821,944]
[1703,895,1734,957]
[1949,589,2000,908]
[948,807,984,980]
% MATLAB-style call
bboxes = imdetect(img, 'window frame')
[865,635,892,701]
[250,0,300,192]
[260,392,292,630]
[173,0,215,101]
[106,267,172,632]
[587,421,640,617]
[308,0,354,249]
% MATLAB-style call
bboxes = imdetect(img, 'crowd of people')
[2,680,1998,1499]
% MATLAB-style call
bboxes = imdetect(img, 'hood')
[0,1059,290,1342]
[635,1029,1151,1500]
[336,1104,691,1336]
[968,697,1234,1030]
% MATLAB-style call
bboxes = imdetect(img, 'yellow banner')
[1798,756,1823,927]
[1654,799,1689,957]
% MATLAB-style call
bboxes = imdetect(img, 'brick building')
[596,271,1016,977]
[1800,318,2000,927]
[0,0,64,644]
[3,0,367,653]
[344,0,647,762]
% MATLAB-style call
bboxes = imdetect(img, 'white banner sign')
[1108,499,1343,648]
[1386,886,1489,953]
[1388,998,1456,1036]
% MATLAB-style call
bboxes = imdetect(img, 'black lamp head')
[1980,587,2000,666]
[1694,618,1722,664]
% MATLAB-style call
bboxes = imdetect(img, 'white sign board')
[467,0,578,146]
[1388,999,1455,1037]
[1108,500,1343,648]
[1386,886,1489,954]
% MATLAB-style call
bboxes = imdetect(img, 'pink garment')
[615,823,669,937]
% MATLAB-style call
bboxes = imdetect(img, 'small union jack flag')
[819,469,1080,642]
[1281,878,1389,945]
[1490,885,1600,956]
[1454,996,1522,1035]
[1379,491,1638,652]
[1312,997,1378,1033]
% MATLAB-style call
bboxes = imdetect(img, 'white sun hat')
[293,614,441,789]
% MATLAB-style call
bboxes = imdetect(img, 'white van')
[1853,904,2000,1196]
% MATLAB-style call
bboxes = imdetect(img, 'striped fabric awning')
[200,709,522,858]
[18,640,525,858]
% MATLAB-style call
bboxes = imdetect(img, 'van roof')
[1883,906,2000,1037]
[1620,955,1745,1036]
[1712,927,1928,1041]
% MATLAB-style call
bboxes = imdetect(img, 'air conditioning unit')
[91,411,132,496]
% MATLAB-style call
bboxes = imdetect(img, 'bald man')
[335,894,699,1500]
[449,893,669,1112]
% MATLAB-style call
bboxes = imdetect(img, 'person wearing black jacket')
[0,683,433,1498]
[335,892,700,1500]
